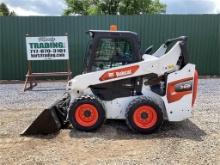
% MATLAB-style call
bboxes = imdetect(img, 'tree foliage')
[0,3,16,16]
[64,0,166,15]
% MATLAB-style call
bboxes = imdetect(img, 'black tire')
[68,95,105,131]
[126,96,163,134]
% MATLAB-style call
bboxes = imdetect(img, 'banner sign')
[26,36,69,60]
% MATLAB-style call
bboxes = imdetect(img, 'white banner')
[26,36,69,60]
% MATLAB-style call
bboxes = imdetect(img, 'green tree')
[64,0,166,15]
[0,3,16,16]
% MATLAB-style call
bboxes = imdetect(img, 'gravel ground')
[0,79,219,165]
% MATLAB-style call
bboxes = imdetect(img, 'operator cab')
[84,30,141,73]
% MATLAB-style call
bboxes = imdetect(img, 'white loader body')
[67,41,197,122]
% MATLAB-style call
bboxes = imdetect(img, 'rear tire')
[68,96,105,131]
[126,96,163,134]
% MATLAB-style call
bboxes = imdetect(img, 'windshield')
[91,38,134,71]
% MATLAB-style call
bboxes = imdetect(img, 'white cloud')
[0,0,66,16]
[161,0,220,14]
[7,4,46,16]
[212,0,220,13]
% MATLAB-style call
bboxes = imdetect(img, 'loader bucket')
[21,108,62,135]
[21,93,71,136]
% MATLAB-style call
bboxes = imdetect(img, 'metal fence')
[0,15,219,80]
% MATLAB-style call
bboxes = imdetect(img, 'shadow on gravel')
[69,119,206,142]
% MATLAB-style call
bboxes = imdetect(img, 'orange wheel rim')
[75,104,98,127]
[133,105,157,129]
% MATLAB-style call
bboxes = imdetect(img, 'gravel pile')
[0,79,219,164]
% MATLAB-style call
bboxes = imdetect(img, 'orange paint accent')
[192,70,199,106]
[99,65,139,81]
[75,104,98,127]
[133,106,158,129]
[167,77,193,103]
[110,25,117,31]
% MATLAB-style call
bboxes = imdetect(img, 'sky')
[0,0,220,16]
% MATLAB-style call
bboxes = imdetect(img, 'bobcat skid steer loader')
[22,30,198,135]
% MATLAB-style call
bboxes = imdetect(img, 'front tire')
[68,96,105,131]
[126,96,163,134]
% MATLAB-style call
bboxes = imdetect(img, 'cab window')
[92,38,134,71]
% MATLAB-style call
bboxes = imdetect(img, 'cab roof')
[87,30,138,38]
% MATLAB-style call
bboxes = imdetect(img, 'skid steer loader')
[22,29,198,135]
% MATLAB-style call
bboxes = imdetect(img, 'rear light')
[167,77,193,103]
[192,70,199,106]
